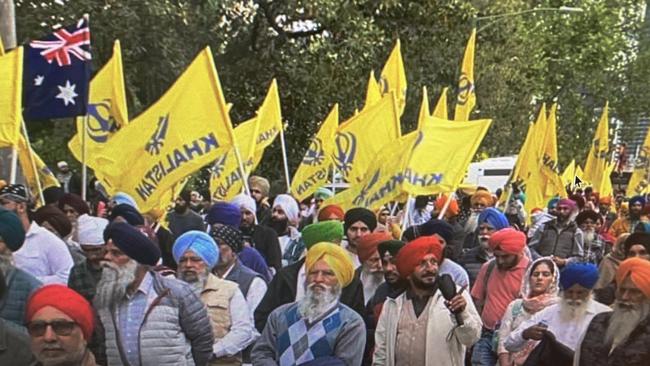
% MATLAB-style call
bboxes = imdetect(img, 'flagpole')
[279,122,291,192]
[9,146,18,184]
[21,119,44,205]
[331,165,336,194]
[437,192,455,220]
[231,144,250,196]
[401,195,412,233]
[81,115,88,201]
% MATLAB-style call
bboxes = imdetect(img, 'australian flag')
[23,18,91,121]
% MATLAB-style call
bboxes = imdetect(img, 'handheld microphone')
[438,274,464,326]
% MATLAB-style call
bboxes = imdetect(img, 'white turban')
[231,193,257,224]
[77,214,109,246]
[273,194,299,226]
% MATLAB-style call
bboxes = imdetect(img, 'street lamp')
[474,6,584,32]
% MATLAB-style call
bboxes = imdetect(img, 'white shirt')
[220,262,268,318]
[342,240,361,269]
[505,299,611,352]
[213,288,258,357]
[13,222,73,284]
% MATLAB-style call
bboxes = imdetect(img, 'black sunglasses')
[27,320,77,337]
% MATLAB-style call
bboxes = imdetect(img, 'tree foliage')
[13,0,648,191]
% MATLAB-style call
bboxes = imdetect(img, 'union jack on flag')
[23,18,92,121]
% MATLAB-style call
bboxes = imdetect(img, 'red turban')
[488,228,526,255]
[357,232,392,263]
[435,195,459,217]
[396,236,444,279]
[25,285,95,340]
[616,257,650,299]
[318,204,345,221]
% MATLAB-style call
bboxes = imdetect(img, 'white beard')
[605,301,650,349]
[178,268,210,296]
[94,260,138,310]
[464,212,479,234]
[559,296,591,322]
[298,283,341,323]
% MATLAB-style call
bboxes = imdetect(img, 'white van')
[463,155,517,192]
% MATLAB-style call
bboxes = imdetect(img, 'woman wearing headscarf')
[497,257,559,366]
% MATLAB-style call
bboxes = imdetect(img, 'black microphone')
[438,274,464,326]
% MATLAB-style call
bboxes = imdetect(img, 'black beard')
[174,204,187,213]
[268,218,289,236]
[411,273,438,291]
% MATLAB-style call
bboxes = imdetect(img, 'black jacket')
[578,312,650,366]
[246,224,282,272]
[254,258,365,331]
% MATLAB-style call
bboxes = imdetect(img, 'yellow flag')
[454,29,476,121]
[432,87,449,120]
[68,41,129,167]
[583,102,609,187]
[325,118,491,211]
[333,93,401,184]
[364,71,382,109]
[290,105,339,201]
[540,103,566,198]
[416,87,431,130]
[561,159,576,188]
[523,105,550,217]
[94,47,235,212]
[379,40,407,115]
[210,80,282,201]
[599,161,614,198]
[627,129,650,196]
[0,47,23,147]
[17,135,60,203]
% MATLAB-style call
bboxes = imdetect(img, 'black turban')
[343,207,377,233]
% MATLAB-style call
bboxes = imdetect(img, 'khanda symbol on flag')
[352,169,382,207]
[456,73,474,106]
[302,137,326,167]
[145,114,170,156]
[85,100,118,143]
[333,132,357,176]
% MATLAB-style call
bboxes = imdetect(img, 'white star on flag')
[34,75,45,86]
[56,80,78,106]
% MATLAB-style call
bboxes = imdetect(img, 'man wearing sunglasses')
[25,284,96,365]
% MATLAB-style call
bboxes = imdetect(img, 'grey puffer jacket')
[99,271,214,366]
[0,267,41,327]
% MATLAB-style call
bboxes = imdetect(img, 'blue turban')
[103,222,160,266]
[109,204,144,226]
[630,195,646,208]
[418,219,454,243]
[0,207,25,251]
[206,202,241,227]
[172,230,220,269]
[547,197,560,210]
[112,192,139,210]
[478,208,510,230]
[560,262,599,290]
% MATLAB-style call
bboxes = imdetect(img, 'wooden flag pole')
[9,145,18,184]
[231,143,250,196]
[437,192,455,220]
[279,123,292,192]
[81,115,88,201]
[401,195,412,233]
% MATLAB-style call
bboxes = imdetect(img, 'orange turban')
[599,196,612,205]
[471,190,494,207]
[616,257,650,299]
[435,195,459,217]
[357,232,392,263]
[396,236,444,279]
[488,228,526,255]
[318,204,345,221]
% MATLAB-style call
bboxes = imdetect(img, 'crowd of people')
[0,171,649,366]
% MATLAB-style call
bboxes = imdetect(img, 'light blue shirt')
[439,259,470,289]
[117,272,153,366]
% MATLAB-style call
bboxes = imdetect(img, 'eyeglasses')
[27,320,77,337]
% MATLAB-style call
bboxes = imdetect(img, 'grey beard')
[94,260,138,310]
[0,253,13,276]
[464,213,479,234]
[298,283,341,322]
[178,269,210,296]
[605,301,650,349]
[559,296,590,322]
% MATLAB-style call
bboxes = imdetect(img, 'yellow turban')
[306,242,354,287]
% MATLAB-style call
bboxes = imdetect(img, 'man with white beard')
[173,230,255,365]
[575,257,650,365]
[576,210,607,264]
[463,190,494,234]
[251,242,366,365]
[96,222,214,366]
[505,262,611,364]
